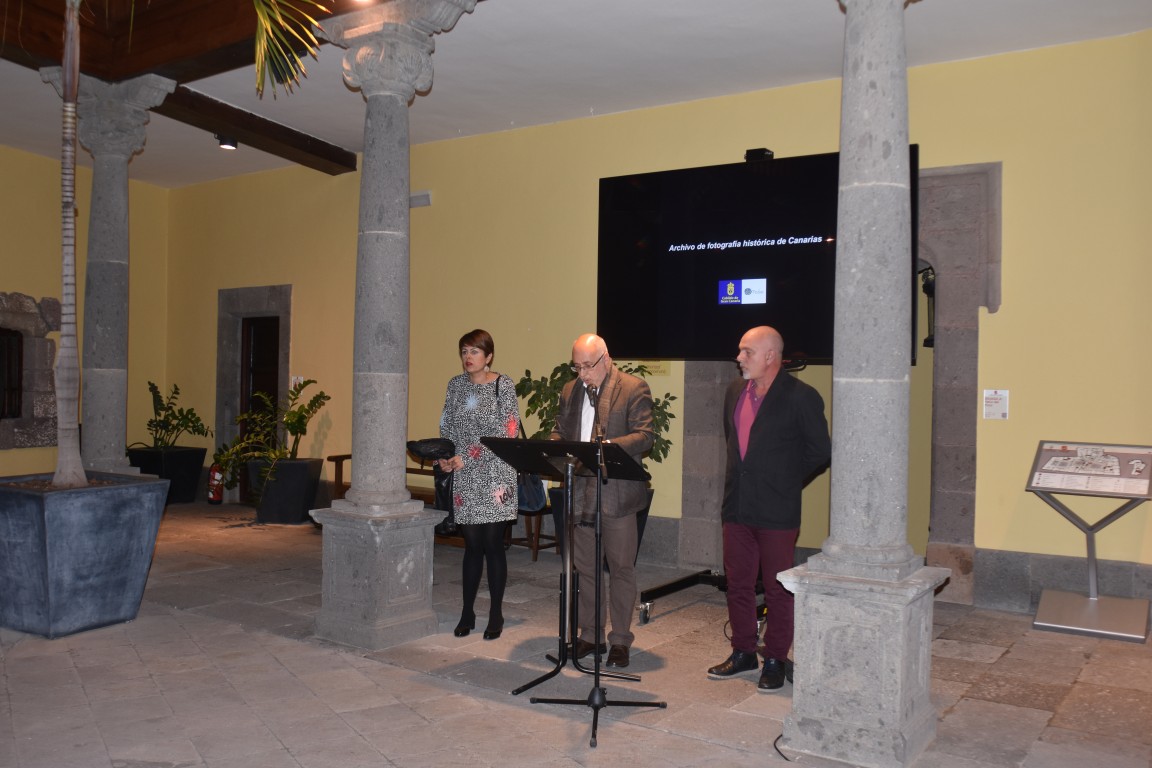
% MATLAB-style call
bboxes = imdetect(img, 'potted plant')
[126,382,213,504]
[0,0,171,639]
[215,378,330,524]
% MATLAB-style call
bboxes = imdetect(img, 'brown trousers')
[573,512,638,648]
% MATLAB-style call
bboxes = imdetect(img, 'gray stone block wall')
[0,292,60,451]
[678,360,734,571]
[974,547,1152,614]
[637,514,679,567]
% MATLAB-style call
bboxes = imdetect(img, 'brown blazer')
[551,366,654,520]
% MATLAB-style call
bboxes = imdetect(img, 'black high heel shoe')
[483,620,503,641]
[454,619,475,638]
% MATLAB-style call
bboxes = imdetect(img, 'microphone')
[586,385,607,481]
[587,386,605,444]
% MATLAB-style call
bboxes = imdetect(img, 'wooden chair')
[508,500,558,562]
[327,453,435,502]
[326,453,461,546]
[326,453,560,558]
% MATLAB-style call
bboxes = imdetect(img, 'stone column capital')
[40,69,175,159]
[320,0,476,101]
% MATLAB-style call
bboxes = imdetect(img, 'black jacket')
[721,373,830,529]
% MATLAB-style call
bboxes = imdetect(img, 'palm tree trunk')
[52,0,86,488]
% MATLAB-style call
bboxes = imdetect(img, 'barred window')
[0,327,22,419]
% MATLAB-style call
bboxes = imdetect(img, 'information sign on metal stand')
[1026,440,1152,642]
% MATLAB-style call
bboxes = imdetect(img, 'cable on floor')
[773,733,792,761]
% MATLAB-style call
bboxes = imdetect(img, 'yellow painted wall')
[908,33,1152,563]
[166,167,362,466]
[0,147,169,476]
[2,31,1148,565]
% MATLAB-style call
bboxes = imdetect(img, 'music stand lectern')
[482,436,666,746]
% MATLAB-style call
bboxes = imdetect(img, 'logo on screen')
[718,279,766,305]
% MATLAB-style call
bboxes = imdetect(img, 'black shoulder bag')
[406,438,457,535]
[495,377,548,512]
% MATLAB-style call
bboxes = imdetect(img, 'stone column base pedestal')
[311,499,442,650]
[778,563,950,768]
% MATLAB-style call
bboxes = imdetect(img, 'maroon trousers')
[722,522,798,660]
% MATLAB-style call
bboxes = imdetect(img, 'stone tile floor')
[1,502,1150,767]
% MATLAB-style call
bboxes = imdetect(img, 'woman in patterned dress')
[438,329,520,640]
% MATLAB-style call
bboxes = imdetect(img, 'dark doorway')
[215,285,292,504]
[238,316,281,502]
[241,316,281,414]
[0,327,23,419]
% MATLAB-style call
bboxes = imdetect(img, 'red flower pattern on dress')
[505,413,518,437]
[468,444,483,460]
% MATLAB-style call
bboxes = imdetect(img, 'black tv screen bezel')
[595,146,919,365]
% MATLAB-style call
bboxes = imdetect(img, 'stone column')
[42,71,176,472]
[311,0,475,650]
[779,2,948,766]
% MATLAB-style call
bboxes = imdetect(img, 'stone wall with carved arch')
[918,163,1002,604]
[0,291,61,451]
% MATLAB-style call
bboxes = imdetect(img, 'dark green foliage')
[138,381,212,449]
[213,379,330,489]
[515,363,677,466]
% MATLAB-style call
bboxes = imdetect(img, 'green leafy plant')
[129,382,213,449]
[214,378,330,489]
[515,363,677,466]
[253,0,330,97]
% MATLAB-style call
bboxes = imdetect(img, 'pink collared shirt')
[734,380,764,460]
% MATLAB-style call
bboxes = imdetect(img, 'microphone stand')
[510,457,580,695]
[529,427,666,747]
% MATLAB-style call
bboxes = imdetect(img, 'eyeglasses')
[569,352,605,373]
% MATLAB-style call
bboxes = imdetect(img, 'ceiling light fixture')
[215,134,238,150]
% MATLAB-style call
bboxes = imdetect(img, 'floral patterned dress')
[439,373,520,525]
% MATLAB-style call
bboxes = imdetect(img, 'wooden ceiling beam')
[2,0,380,82]
[153,86,357,176]
[1,0,370,177]
[0,0,134,78]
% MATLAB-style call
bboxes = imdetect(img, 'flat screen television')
[596,147,919,364]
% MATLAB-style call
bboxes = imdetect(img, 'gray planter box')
[0,471,169,638]
[246,458,322,525]
[127,445,207,504]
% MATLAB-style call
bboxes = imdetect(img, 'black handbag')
[433,464,457,536]
[494,377,548,512]
[515,422,548,512]
[407,438,457,534]
[406,437,455,461]
[517,471,547,512]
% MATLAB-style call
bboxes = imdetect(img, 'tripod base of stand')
[531,687,667,747]
[543,642,640,681]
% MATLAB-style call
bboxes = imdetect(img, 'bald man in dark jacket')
[708,326,830,691]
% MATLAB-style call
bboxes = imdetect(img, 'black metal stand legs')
[481,435,667,746]
[519,442,665,747]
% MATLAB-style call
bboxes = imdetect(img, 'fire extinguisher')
[207,463,224,504]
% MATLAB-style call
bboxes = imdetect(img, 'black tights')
[458,521,508,631]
